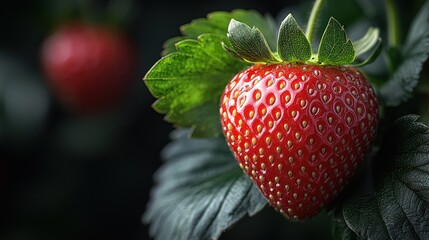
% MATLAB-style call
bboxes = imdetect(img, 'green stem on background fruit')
[385,0,400,48]
[305,0,325,48]
[74,0,98,23]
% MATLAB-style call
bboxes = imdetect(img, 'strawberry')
[220,63,378,219]
[41,22,136,114]
[220,16,380,220]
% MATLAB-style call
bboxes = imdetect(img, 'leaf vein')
[374,190,396,240]
[394,185,420,239]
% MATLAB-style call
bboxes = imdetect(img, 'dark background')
[0,1,302,240]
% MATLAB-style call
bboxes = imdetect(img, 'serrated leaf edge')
[227,19,278,63]
[277,13,312,62]
[317,17,356,65]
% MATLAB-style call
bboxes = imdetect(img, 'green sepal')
[277,14,312,62]
[351,38,382,67]
[353,27,381,57]
[221,42,247,62]
[227,19,278,63]
[317,17,356,65]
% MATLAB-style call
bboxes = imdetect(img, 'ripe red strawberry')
[41,22,136,114]
[218,13,381,220]
[220,63,379,220]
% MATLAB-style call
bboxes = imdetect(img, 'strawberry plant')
[143,0,429,239]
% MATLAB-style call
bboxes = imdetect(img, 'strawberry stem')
[385,0,400,48]
[305,0,325,50]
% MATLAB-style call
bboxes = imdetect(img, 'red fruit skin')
[220,64,379,220]
[41,23,136,114]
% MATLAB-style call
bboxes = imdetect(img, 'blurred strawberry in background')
[41,7,136,114]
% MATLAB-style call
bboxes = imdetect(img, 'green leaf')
[277,14,312,62]
[227,19,277,63]
[353,27,380,57]
[144,33,248,137]
[228,10,278,50]
[331,213,358,240]
[317,17,356,65]
[379,0,429,106]
[143,129,267,240]
[161,36,187,56]
[343,115,429,239]
[145,10,277,137]
[162,10,278,56]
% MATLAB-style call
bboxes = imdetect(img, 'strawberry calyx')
[223,14,382,67]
